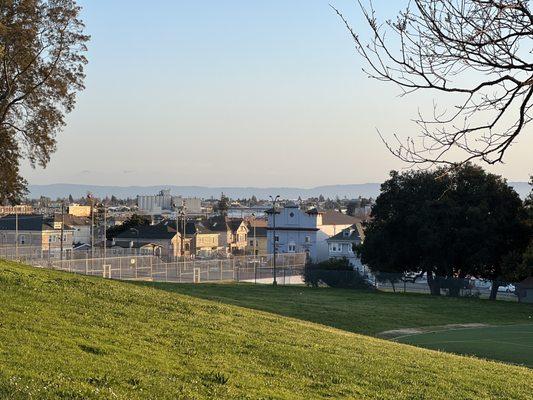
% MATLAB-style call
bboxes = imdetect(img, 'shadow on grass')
[128,281,533,336]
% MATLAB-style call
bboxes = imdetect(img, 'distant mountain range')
[27,182,531,200]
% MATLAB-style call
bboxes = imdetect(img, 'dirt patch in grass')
[379,323,491,339]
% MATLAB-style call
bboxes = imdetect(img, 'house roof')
[54,214,91,226]
[520,276,533,289]
[321,210,360,226]
[114,223,176,240]
[194,221,217,235]
[250,226,267,237]
[161,219,197,236]
[207,216,228,232]
[327,223,363,242]
[0,214,45,231]
[206,217,247,233]
[227,218,246,233]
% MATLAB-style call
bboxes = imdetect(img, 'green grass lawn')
[397,324,533,368]
[142,282,533,335]
[1,261,533,399]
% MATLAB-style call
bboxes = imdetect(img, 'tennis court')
[396,324,533,367]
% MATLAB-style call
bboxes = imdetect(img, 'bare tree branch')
[333,0,533,166]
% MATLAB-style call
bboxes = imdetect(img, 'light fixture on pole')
[269,195,280,286]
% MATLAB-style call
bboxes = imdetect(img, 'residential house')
[267,203,319,261]
[227,218,249,254]
[112,223,179,259]
[0,214,74,256]
[207,217,248,254]
[163,219,195,258]
[315,210,362,261]
[326,223,365,272]
[54,214,92,245]
[517,277,533,304]
[192,222,221,257]
[266,205,360,263]
[247,218,268,255]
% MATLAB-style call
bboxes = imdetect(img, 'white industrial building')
[137,190,202,214]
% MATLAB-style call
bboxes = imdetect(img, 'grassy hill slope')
[1,261,532,399]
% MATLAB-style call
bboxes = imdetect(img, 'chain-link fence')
[362,272,520,301]
[299,265,522,301]
[21,253,307,284]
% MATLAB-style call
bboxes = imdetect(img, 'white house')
[326,223,365,273]
[54,214,92,245]
[266,204,360,263]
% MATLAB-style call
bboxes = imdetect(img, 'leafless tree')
[333,0,533,167]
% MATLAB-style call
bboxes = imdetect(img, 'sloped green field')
[0,260,532,399]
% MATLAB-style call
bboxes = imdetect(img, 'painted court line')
[393,323,533,341]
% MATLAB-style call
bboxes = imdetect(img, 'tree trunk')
[427,271,441,296]
[489,282,499,301]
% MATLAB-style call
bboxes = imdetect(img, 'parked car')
[498,284,516,293]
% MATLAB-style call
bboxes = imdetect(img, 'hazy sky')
[21,0,532,187]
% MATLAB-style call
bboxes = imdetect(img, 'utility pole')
[269,195,280,286]
[60,202,65,261]
[88,194,94,259]
[180,206,187,259]
[251,213,257,258]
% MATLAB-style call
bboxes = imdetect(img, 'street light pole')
[269,195,280,286]
[251,213,257,258]
[103,202,107,262]
[15,207,18,260]
[89,194,94,259]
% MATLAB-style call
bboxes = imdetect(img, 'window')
[343,230,350,237]
[249,239,254,246]
[19,235,26,245]
[274,235,279,242]
[330,243,342,253]
[289,212,295,218]
[305,236,310,243]
[288,243,296,252]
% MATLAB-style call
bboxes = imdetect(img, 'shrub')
[304,258,372,289]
